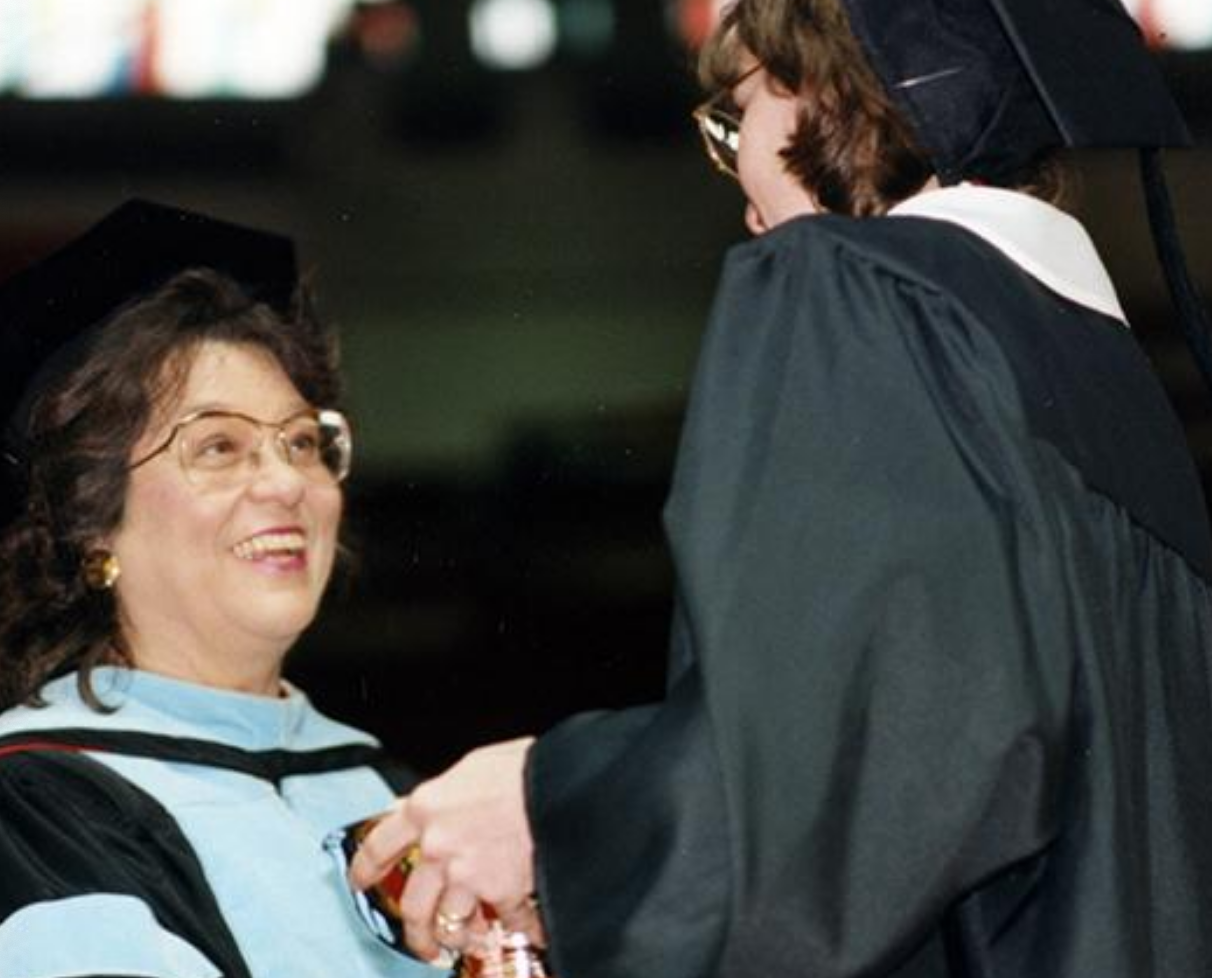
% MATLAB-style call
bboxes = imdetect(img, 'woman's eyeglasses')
[130,407,352,490]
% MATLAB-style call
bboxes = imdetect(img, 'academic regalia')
[0,201,438,978]
[527,185,1212,977]
[0,668,442,978]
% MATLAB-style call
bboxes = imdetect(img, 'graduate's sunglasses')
[129,408,352,490]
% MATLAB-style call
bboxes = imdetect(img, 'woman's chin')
[228,598,323,657]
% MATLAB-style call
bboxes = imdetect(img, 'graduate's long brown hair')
[700,0,1068,216]
[0,269,341,711]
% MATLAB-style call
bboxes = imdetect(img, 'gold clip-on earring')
[81,550,121,590]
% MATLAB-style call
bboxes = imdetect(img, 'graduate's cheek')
[737,85,817,233]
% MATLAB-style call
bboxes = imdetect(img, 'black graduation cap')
[839,0,1190,183]
[840,0,1212,396]
[0,199,298,527]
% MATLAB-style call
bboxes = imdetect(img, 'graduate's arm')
[528,611,732,978]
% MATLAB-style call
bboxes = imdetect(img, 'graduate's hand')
[348,737,545,960]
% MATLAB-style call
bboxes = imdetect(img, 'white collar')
[889,184,1127,325]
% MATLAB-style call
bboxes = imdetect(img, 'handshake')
[335,737,548,973]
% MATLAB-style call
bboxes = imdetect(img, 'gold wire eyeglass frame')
[128,407,353,486]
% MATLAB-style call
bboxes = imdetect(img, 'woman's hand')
[349,737,544,961]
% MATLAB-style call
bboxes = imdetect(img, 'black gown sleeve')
[0,748,253,978]
[528,218,1084,978]
[528,602,732,978]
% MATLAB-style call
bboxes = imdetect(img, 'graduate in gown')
[349,2,1212,975]
[0,201,443,978]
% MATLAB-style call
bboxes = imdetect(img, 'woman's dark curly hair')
[699,0,1069,216]
[0,268,342,711]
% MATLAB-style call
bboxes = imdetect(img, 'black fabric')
[845,217,1212,577]
[0,727,401,788]
[529,604,731,978]
[528,215,1212,978]
[986,0,1190,149]
[839,0,1189,185]
[0,747,254,978]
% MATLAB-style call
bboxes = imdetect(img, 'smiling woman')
[112,341,345,695]
[0,201,441,978]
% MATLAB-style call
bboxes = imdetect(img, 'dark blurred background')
[1,0,1209,773]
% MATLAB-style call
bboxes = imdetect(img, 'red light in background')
[672,0,717,51]
[349,2,421,69]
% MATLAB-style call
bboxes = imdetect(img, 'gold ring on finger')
[398,842,423,876]
[435,907,473,936]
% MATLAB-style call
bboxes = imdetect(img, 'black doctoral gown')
[526,212,1212,978]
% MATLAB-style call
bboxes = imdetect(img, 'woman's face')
[732,60,819,235]
[108,340,342,693]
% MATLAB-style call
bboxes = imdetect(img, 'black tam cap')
[839,0,1191,184]
[0,199,297,527]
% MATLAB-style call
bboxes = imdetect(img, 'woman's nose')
[244,445,307,504]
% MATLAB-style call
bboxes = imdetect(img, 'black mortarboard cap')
[0,199,297,526]
[839,0,1191,184]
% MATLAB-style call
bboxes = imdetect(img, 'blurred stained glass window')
[0,0,401,99]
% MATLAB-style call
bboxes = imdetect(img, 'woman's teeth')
[233,531,305,560]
